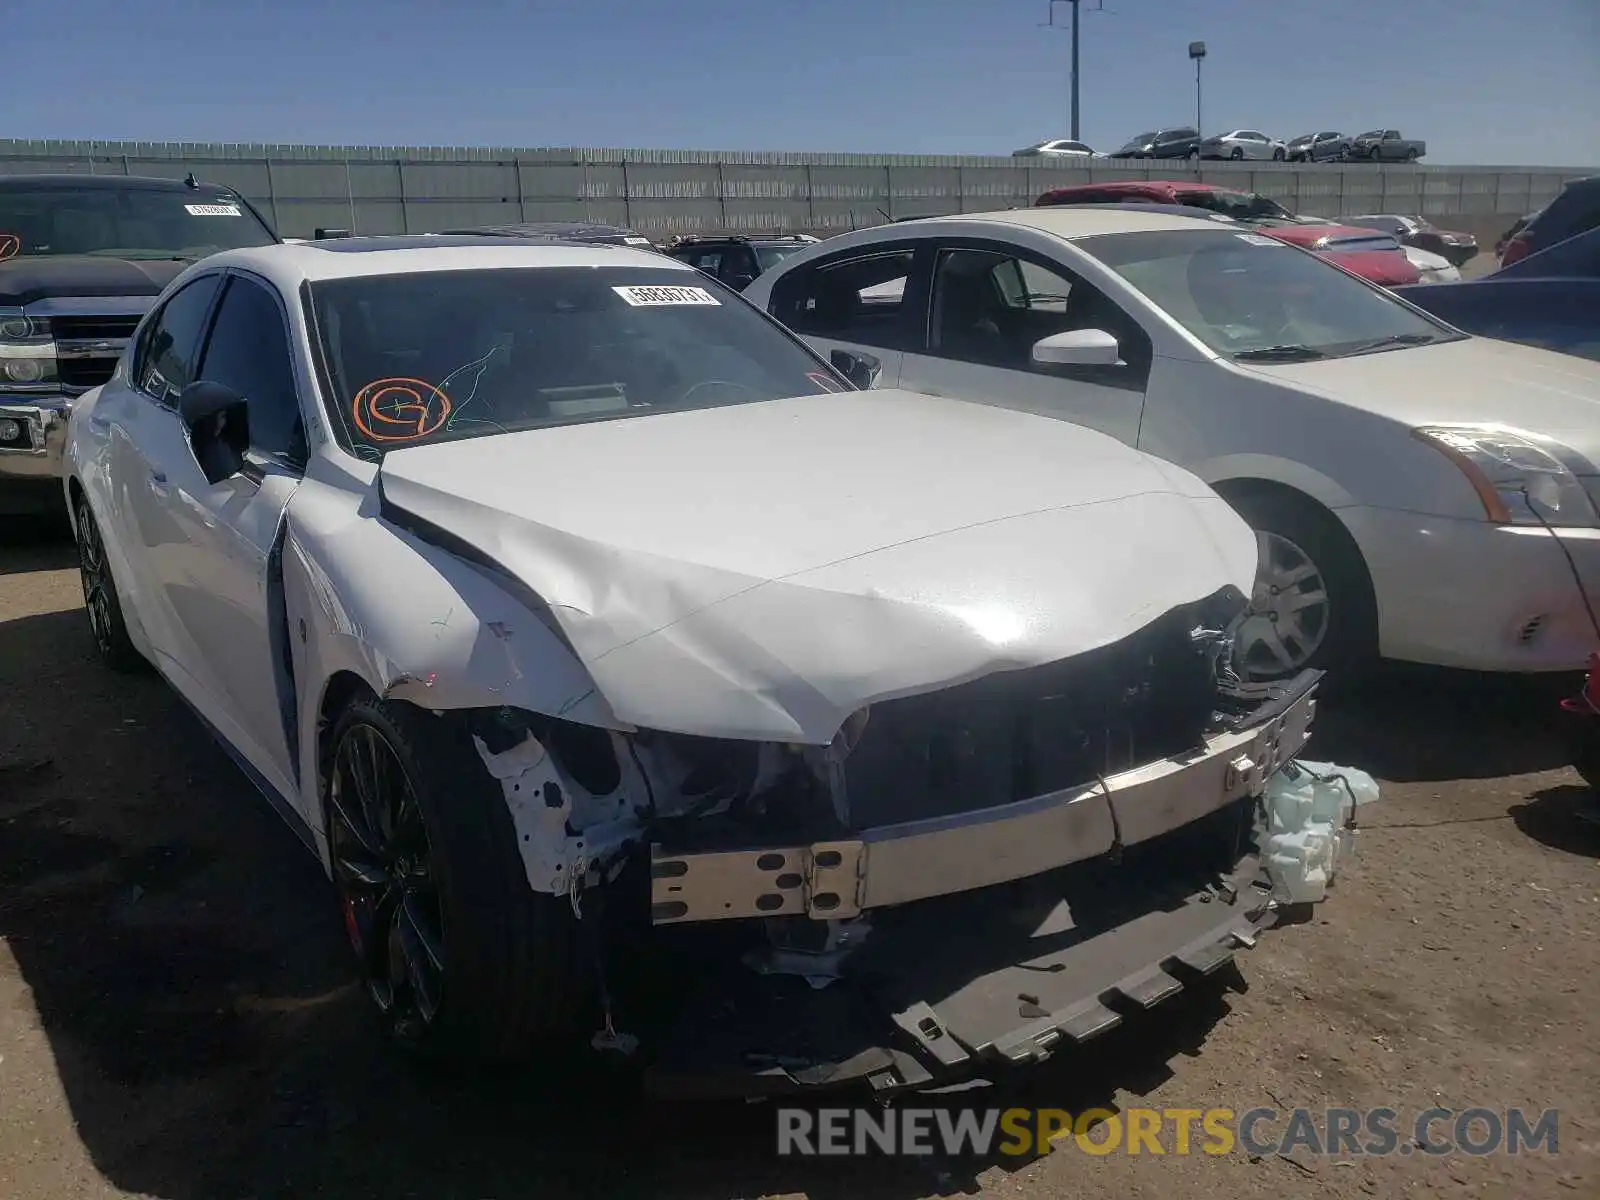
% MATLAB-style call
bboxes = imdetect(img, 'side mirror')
[831,349,882,390]
[178,380,250,484]
[1032,328,1122,368]
[725,273,757,291]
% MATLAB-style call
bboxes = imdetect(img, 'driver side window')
[194,275,306,467]
[925,246,1151,388]
[134,275,222,407]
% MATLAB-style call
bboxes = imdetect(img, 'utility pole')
[1189,40,1207,173]
[1047,0,1082,141]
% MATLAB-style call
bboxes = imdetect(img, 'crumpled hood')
[1237,336,1600,461]
[0,256,187,306]
[377,390,1257,741]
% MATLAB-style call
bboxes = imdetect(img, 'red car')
[1033,181,1422,287]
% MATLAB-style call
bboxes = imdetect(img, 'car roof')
[893,206,1236,238]
[186,238,698,290]
[443,220,644,239]
[0,172,235,193]
[1038,181,1234,203]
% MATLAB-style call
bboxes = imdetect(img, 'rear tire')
[1224,488,1378,686]
[1273,147,1286,161]
[325,697,592,1068]
[73,493,144,674]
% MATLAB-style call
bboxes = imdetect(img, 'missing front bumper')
[650,670,1320,926]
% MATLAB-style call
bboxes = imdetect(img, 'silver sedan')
[1199,130,1287,161]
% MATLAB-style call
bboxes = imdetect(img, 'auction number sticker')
[612,285,720,307]
[185,203,242,217]
[1235,232,1284,247]
[623,236,653,245]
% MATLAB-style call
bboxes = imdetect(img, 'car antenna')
[183,172,199,190]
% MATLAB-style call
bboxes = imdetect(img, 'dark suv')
[1113,127,1202,160]
[1499,176,1600,267]
[662,234,817,291]
[0,173,279,516]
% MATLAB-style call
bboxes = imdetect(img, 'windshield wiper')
[1232,344,1330,361]
[1343,332,1438,356]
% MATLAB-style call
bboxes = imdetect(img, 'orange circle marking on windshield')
[351,377,453,442]
[0,235,20,261]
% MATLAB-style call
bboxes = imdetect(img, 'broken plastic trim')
[650,669,1320,924]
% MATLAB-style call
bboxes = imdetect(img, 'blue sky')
[7,0,1598,165]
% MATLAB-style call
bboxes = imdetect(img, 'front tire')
[1230,147,1245,160]
[1226,490,1378,684]
[325,697,591,1067]
[74,493,144,673]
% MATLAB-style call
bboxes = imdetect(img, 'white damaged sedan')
[64,236,1326,1094]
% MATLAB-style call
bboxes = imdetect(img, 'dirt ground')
[2,504,1597,1199]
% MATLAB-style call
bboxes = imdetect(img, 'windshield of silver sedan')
[306,266,846,460]
[1077,228,1461,360]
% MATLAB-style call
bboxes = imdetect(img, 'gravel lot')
[3,424,1597,1199]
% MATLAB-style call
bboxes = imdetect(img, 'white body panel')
[745,208,1600,674]
[64,237,1262,871]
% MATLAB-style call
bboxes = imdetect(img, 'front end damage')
[463,589,1339,1096]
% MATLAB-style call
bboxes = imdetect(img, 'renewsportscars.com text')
[775,1106,1560,1159]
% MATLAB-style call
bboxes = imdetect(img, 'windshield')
[308,265,845,461]
[1178,190,1294,222]
[755,244,807,271]
[1122,132,1156,148]
[1077,229,1456,359]
[0,185,277,261]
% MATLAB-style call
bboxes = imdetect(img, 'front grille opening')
[52,315,141,341]
[843,600,1223,829]
[59,359,119,388]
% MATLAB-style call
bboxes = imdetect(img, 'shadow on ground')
[1510,784,1600,857]
[1309,661,1577,783]
[0,602,1581,1199]
[0,520,77,576]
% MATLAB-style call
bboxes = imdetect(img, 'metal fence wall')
[1,139,1592,240]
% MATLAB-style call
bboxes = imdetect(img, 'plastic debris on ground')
[1258,759,1381,904]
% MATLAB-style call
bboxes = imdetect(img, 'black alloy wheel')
[328,720,447,1047]
[74,494,142,672]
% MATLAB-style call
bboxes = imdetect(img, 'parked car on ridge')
[1347,130,1426,162]
[746,205,1600,682]
[1285,132,1351,163]
[1013,139,1098,158]
[1199,130,1288,161]
[1112,127,1201,159]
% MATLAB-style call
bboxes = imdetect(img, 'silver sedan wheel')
[1235,531,1330,679]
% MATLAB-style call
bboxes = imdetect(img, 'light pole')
[1189,40,1206,143]
[1048,0,1083,142]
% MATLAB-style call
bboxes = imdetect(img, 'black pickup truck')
[0,173,279,516]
